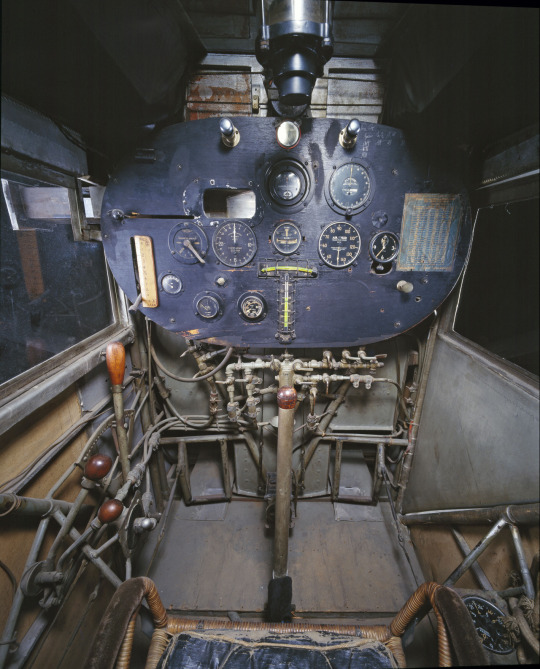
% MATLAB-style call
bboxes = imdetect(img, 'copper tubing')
[391,581,451,667]
[116,614,137,669]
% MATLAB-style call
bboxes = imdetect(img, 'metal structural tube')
[273,360,296,579]
[0,494,89,518]
[443,518,508,587]
[509,524,536,600]
[400,503,540,526]
[299,380,350,473]
[396,314,440,512]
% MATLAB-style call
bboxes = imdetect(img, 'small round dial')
[272,222,301,255]
[267,161,309,207]
[370,232,399,263]
[319,222,361,268]
[463,597,513,654]
[160,273,182,295]
[329,162,372,212]
[238,293,267,322]
[169,223,208,264]
[213,221,257,267]
[194,294,221,319]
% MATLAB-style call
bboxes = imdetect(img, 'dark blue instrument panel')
[101,117,471,347]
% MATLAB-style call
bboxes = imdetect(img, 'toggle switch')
[220,118,240,148]
[339,119,361,149]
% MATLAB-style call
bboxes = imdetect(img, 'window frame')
[439,171,539,393]
[0,153,133,426]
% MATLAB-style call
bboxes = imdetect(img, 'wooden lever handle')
[106,341,126,386]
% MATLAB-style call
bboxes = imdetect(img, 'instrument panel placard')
[397,194,463,272]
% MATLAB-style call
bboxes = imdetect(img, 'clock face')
[463,596,514,654]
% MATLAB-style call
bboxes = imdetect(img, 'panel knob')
[277,386,297,410]
[106,341,125,386]
[98,499,124,524]
[84,454,113,481]
[397,280,414,293]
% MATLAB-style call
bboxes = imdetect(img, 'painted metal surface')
[101,117,471,347]
[402,332,539,513]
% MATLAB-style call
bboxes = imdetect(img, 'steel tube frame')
[400,503,540,526]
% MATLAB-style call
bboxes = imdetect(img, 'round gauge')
[318,222,361,268]
[267,161,309,207]
[212,221,257,267]
[160,273,182,295]
[238,293,267,322]
[463,596,513,654]
[169,223,208,264]
[369,232,399,263]
[276,121,300,148]
[272,221,302,255]
[194,293,222,320]
[329,162,372,212]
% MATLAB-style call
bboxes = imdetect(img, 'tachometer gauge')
[169,223,208,264]
[369,232,399,263]
[272,221,301,255]
[463,597,513,655]
[329,162,372,213]
[267,160,309,207]
[212,221,257,267]
[318,222,361,268]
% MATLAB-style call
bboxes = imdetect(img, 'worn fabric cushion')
[157,629,398,669]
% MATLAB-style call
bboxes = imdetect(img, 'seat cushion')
[157,629,398,669]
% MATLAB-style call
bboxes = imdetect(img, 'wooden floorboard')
[141,497,420,615]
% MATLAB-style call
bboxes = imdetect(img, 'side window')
[0,171,113,385]
[453,197,539,376]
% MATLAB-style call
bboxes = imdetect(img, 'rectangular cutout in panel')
[133,236,159,308]
[397,193,463,272]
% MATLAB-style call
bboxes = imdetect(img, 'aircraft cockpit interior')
[1,2,538,668]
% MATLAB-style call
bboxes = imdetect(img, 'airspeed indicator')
[318,222,361,268]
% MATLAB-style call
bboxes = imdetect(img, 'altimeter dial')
[318,222,361,268]
[212,221,257,267]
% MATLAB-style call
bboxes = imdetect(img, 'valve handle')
[106,341,126,386]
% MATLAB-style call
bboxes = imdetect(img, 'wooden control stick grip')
[106,341,126,386]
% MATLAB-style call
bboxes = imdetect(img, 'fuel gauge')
[272,221,301,255]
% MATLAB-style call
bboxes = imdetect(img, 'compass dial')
[267,160,309,207]
[212,221,257,267]
[329,163,372,212]
[369,232,399,263]
[463,596,513,655]
[318,222,361,268]
[272,222,301,255]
